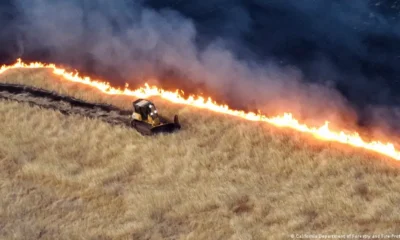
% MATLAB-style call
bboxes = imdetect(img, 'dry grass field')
[1,68,400,240]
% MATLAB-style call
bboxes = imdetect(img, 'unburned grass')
[1,69,400,239]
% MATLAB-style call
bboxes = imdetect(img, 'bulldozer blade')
[131,120,153,135]
[173,115,181,129]
[131,118,180,136]
[150,123,180,134]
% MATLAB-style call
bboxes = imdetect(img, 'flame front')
[1,59,400,160]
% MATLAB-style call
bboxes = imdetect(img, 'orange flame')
[1,58,400,160]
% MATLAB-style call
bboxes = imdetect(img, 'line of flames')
[1,58,400,160]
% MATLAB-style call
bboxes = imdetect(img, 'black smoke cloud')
[1,0,400,134]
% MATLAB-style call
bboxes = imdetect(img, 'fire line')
[1,58,400,161]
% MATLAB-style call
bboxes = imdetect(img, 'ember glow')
[1,59,400,160]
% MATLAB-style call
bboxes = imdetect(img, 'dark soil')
[0,82,133,128]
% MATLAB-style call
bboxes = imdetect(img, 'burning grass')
[1,69,400,239]
[2,59,400,161]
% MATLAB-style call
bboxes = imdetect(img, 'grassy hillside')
[1,69,400,239]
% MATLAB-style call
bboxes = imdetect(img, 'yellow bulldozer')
[130,99,181,135]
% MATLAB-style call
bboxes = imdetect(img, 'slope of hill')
[1,69,400,239]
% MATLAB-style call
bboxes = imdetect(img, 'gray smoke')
[6,0,400,134]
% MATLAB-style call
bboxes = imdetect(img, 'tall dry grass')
[1,69,400,239]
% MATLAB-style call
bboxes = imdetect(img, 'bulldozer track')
[0,82,133,128]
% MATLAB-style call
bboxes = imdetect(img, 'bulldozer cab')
[133,99,159,121]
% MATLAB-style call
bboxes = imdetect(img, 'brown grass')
[1,69,400,239]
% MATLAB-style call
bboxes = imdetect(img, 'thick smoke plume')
[1,0,400,136]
